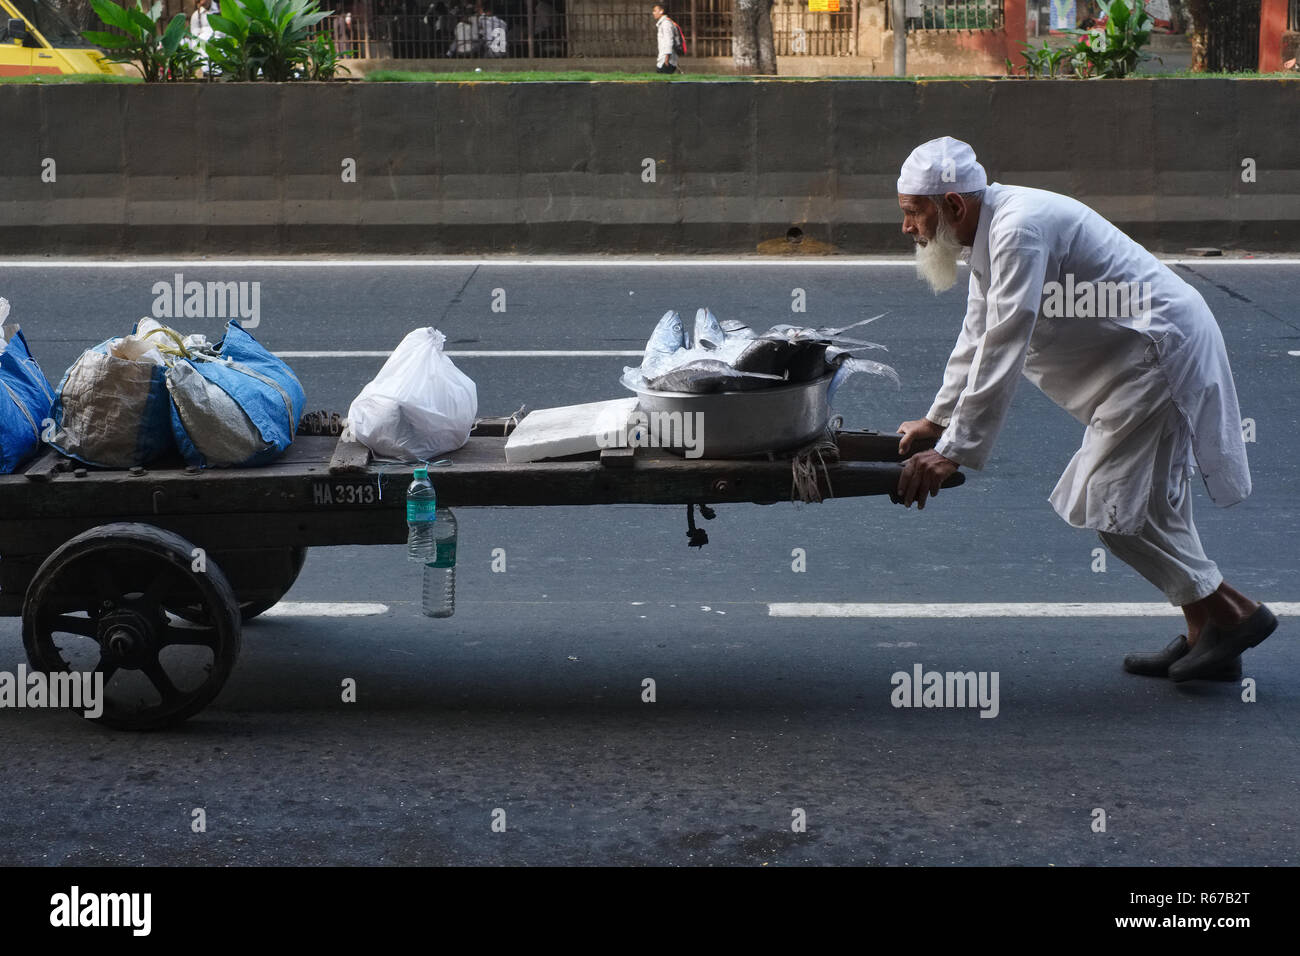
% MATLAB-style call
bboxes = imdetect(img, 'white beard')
[914,213,964,294]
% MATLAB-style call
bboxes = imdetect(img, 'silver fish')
[762,313,890,349]
[827,357,900,404]
[628,308,897,397]
[817,312,889,337]
[621,363,785,395]
[720,318,756,337]
[644,360,786,394]
[641,310,687,375]
[693,307,726,351]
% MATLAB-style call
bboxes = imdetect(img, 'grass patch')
[1149,69,1299,79]
[3,68,1292,85]
[0,72,141,84]
[366,68,1300,83]
[364,69,749,82]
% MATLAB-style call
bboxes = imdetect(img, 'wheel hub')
[97,608,155,667]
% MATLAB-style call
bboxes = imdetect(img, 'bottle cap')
[414,467,428,480]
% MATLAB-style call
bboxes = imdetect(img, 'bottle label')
[407,499,437,522]
[431,539,456,568]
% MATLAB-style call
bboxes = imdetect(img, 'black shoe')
[1123,634,1241,682]
[1168,605,1278,683]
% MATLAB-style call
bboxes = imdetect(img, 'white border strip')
[3,257,1299,268]
[768,601,1300,618]
[275,349,644,358]
[261,602,389,617]
[0,258,911,267]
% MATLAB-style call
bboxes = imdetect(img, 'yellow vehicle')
[1,0,133,75]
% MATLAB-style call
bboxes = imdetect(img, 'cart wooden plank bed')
[0,419,964,730]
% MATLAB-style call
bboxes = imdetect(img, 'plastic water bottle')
[422,507,457,618]
[407,467,437,562]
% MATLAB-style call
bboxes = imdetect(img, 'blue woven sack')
[167,320,306,468]
[47,322,175,468]
[1,324,57,474]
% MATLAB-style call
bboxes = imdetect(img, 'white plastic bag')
[347,328,478,461]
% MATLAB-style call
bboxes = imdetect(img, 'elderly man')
[893,136,1276,682]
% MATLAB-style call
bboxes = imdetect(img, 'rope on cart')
[506,404,527,429]
[790,424,840,504]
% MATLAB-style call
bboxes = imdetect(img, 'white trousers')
[1096,404,1223,606]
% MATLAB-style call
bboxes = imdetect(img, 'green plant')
[207,0,332,81]
[207,1,257,80]
[248,0,329,81]
[1015,40,1074,77]
[82,0,192,82]
[305,29,351,81]
[1068,0,1157,78]
[169,34,210,80]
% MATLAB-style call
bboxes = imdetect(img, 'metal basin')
[629,373,832,459]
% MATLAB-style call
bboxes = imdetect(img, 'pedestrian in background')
[186,0,216,75]
[188,0,214,46]
[425,1,455,57]
[449,10,478,56]
[477,5,507,58]
[652,4,679,74]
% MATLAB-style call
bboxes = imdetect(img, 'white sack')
[347,328,478,461]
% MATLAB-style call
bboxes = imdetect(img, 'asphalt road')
[0,257,1297,866]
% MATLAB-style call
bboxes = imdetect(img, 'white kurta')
[189,10,213,43]
[656,16,678,68]
[926,182,1251,535]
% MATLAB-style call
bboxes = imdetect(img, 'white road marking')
[275,349,644,358]
[768,601,1300,618]
[1289,351,1300,356]
[260,602,389,617]
[4,257,1300,268]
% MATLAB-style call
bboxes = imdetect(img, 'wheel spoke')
[140,568,176,606]
[160,624,218,648]
[141,656,182,705]
[47,614,98,638]
[90,564,118,604]
[42,593,101,615]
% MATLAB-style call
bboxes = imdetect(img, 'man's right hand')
[897,417,945,457]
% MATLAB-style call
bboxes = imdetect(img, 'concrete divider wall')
[1,79,1298,255]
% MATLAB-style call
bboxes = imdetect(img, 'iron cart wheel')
[22,523,241,731]
[166,547,308,625]
[238,546,308,621]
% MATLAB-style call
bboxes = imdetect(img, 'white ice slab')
[503,397,639,463]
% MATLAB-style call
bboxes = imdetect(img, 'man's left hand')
[896,449,959,510]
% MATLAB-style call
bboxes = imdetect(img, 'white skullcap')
[897,136,987,196]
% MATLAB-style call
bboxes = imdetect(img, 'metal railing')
[674,0,733,59]
[1195,0,1260,71]
[774,0,856,56]
[322,2,860,61]
[892,0,1004,31]
[325,11,650,60]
